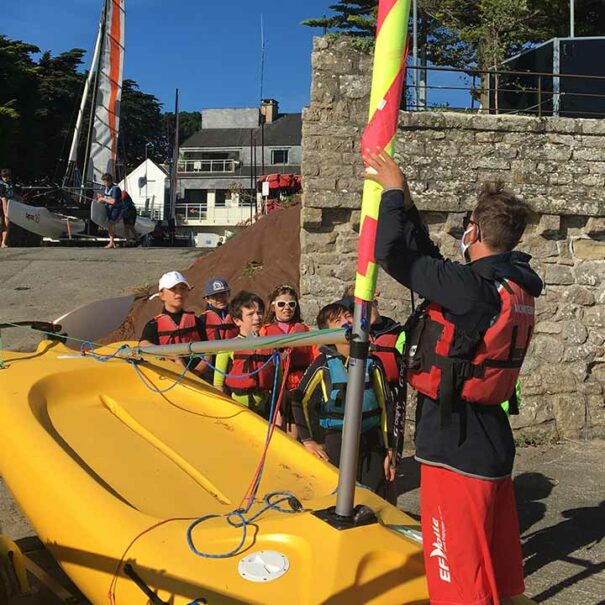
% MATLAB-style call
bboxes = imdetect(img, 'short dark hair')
[0,168,11,178]
[101,173,113,182]
[317,303,349,330]
[473,180,534,252]
[229,290,265,321]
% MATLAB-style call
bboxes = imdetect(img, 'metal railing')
[175,203,252,225]
[177,159,238,174]
[406,64,605,118]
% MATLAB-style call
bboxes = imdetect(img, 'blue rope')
[186,492,299,560]
[186,355,303,559]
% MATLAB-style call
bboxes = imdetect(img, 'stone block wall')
[300,38,605,440]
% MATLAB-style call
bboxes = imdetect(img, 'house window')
[271,149,289,165]
[215,190,228,207]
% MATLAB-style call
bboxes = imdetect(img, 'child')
[291,302,396,496]
[199,278,239,381]
[200,278,239,341]
[139,271,207,375]
[213,291,274,417]
[260,285,314,436]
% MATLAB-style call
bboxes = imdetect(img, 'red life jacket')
[260,322,313,390]
[224,349,275,396]
[370,330,402,385]
[203,309,238,341]
[155,311,202,345]
[406,279,535,425]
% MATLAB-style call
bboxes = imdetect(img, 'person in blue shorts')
[97,173,122,248]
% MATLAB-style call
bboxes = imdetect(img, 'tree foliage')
[0,34,201,184]
[304,0,605,69]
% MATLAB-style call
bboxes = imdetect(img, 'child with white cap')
[139,271,207,375]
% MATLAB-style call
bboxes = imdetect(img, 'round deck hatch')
[238,550,290,583]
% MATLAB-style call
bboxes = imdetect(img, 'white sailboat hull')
[90,200,156,237]
[8,200,86,239]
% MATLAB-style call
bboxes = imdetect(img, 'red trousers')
[420,464,525,605]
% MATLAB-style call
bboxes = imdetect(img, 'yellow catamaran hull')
[0,341,534,604]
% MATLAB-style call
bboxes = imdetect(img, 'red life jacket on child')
[370,326,403,386]
[406,279,535,425]
[224,349,275,397]
[203,309,239,341]
[260,322,314,390]
[155,311,202,345]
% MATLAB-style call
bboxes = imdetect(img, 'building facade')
[176,99,301,240]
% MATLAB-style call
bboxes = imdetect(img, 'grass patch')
[242,260,263,278]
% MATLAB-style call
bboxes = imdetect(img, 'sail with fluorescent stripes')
[88,0,125,185]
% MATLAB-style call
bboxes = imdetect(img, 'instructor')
[366,148,542,605]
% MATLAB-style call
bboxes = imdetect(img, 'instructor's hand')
[384,449,396,482]
[363,147,406,190]
[303,439,330,461]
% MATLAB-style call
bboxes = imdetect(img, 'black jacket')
[375,189,543,479]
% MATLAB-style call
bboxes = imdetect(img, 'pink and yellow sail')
[355,0,411,302]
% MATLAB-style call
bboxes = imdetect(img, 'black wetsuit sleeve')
[291,357,326,442]
[140,319,159,344]
[375,189,497,316]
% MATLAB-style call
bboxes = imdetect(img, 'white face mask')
[460,226,474,263]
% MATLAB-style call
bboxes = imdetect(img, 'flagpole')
[334,0,411,519]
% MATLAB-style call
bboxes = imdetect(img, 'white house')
[119,159,168,221]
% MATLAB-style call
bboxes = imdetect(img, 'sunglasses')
[462,212,480,231]
[274,300,297,309]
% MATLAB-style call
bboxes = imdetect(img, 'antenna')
[259,14,266,102]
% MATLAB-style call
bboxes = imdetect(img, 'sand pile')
[112,203,301,341]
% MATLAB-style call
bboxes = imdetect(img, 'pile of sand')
[112,203,301,341]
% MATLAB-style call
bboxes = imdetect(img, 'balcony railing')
[177,159,238,174]
[175,203,254,226]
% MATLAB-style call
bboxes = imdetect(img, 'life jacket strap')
[157,326,198,338]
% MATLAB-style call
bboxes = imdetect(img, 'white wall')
[120,159,167,220]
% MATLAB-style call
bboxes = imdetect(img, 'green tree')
[35,49,87,181]
[304,0,605,68]
[0,36,40,179]
[303,1,377,45]
[119,79,165,174]
[163,111,202,146]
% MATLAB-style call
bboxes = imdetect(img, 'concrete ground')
[0,248,603,604]
[396,440,605,605]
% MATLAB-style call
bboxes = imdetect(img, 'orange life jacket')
[406,279,535,425]
[260,322,314,390]
[203,309,238,341]
[155,311,201,346]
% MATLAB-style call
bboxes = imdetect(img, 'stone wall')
[300,38,605,440]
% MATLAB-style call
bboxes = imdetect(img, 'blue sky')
[3,0,472,113]
[2,0,336,113]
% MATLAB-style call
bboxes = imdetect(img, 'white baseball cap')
[149,271,191,299]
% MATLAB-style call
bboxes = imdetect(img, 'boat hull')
[91,200,155,237]
[0,341,535,604]
[8,200,85,239]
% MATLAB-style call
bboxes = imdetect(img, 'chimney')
[260,98,278,124]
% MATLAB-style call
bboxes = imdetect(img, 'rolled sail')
[88,0,125,185]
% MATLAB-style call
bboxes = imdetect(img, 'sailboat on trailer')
[9,0,154,240]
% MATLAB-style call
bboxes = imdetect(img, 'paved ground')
[0,248,603,603]
[0,247,202,351]
[396,440,605,605]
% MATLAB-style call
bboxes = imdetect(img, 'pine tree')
[302,1,377,48]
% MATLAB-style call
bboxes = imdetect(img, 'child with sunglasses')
[259,285,314,436]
